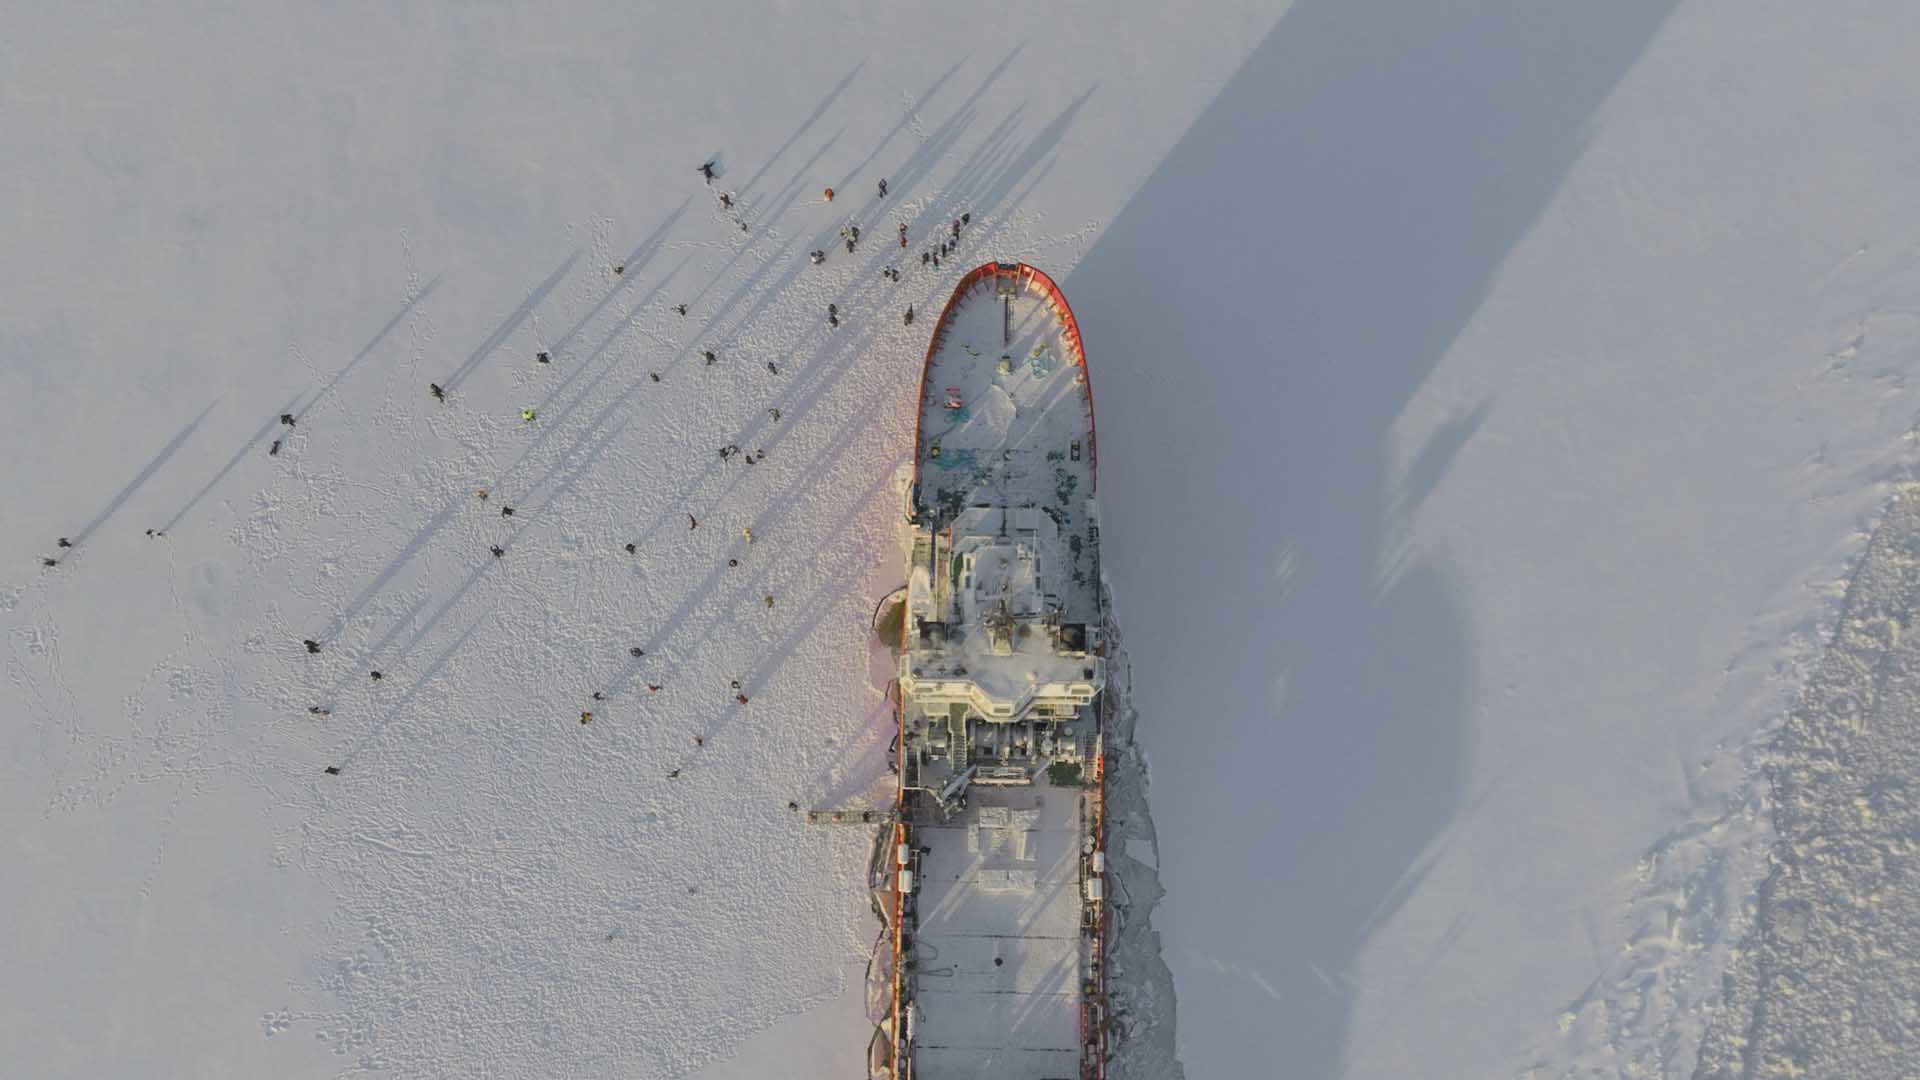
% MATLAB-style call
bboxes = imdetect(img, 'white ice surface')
[0,5,1253,1078]
[8,1,1920,1078]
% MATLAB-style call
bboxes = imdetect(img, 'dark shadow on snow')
[542,204,687,362]
[158,392,304,536]
[299,273,444,420]
[166,277,444,534]
[735,63,863,201]
[1395,397,1493,522]
[1065,1,1677,1075]
[441,251,579,392]
[72,399,218,545]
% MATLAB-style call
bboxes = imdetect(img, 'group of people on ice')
[49,150,978,793]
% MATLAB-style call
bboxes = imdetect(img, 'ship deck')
[913,267,1099,625]
[909,782,1083,1080]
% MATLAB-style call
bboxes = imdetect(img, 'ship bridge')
[901,505,1103,726]
[901,261,1104,748]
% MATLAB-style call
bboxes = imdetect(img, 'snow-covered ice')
[1691,488,1920,1080]
[2,6,1224,1077]
[8,1,1920,1077]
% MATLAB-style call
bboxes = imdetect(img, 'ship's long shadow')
[1068,1,1677,1076]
